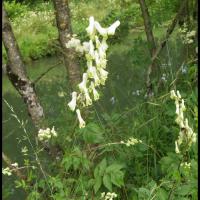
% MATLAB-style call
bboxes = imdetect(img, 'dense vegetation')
[2,0,198,200]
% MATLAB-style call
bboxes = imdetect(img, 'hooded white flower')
[89,82,100,101]
[94,21,107,36]
[107,20,120,35]
[98,46,106,59]
[82,41,90,53]
[95,36,101,48]
[84,89,93,106]
[98,68,108,85]
[175,141,180,154]
[180,99,186,112]
[86,16,95,38]
[87,66,100,86]
[68,91,77,111]
[101,38,108,52]
[66,37,81,49]
[170,90,176,100]
[86,60,93,68]
[94,50,101,67]
[88,40,95,59]
[76,109,85,128]
[78,73,88,92]
[177,90,181,99]
[51,126,57,137]
[99,58,107,69]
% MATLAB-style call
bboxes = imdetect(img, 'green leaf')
[61,157,72,171]
[99,158,107,176]
[155,188,168,200]
[106,164,124,173]
[81,122,104,144]
[94,158,107,178]
[111,171,124,187]
[94,176,102,194]
[72,157,81,170]
[103,173,112,191]
[175,184,193,196]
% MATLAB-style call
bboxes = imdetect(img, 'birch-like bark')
[53,0,81,89]
[2,6,44,129]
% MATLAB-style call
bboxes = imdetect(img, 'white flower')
[98,46,106,59]
[180,99,186,112]
[68,91,77,111]
[94,50,101,67]
[51,126,57,137]
[170,90,176,99]
[2,167,12,176]
[94,21,107,36]
[175,141,180,153]
[11,163,18,168]
[86,16,95,37]
[107,20,120,35]
[66,37,81,49]
[78,73,88,92]
[88,40,95,59]
[110,96,115,105]
[177,90,181,99]
[38,128,51,141]
[98,68,108,85]
[58,91,65,97]
[101,38,108,52]
[95,36,101,48]
[87,66,101,86]
[76,109,85,128]
[83,88,93,106]
[82,41,90,53]
[21,146,28,155]
[86,60,93,68]
[89,82,100,101]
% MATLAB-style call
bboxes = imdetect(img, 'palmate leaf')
[105,163,124,173]
[110,170,124,187]
[81,122,104,144]
[94,176,102,194]
[103,173,112,191]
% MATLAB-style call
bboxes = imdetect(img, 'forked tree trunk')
[53,0,81,90]
[138,0,157,57]
[2,6,44,129]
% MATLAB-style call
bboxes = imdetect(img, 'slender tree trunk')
[145,0,188,96]
[53,0,81,90]
[2,6,44,129]
[138,0,157,57]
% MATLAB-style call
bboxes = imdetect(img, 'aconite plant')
[66,16,120,128]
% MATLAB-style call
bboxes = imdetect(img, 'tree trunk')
[145,0,188,96]
[138,0,157,57]
[53,0,81,90]
[2,6,45,129]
